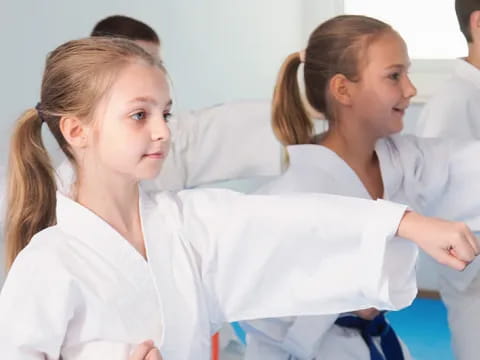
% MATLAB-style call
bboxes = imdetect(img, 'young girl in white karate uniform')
[242,15,480,360]
[0,38,477,360]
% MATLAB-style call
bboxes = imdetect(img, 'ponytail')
[272,52,313,146]
[5,109,56,269]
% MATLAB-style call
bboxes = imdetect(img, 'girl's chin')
[137,167,163,181]
[388,120,404,135]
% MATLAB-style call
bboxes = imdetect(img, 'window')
[341,0,465,101]
[344,0,465,59]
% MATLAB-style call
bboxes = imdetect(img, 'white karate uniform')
[0,185,421,360]
[416,58,480,360]
[416,58,480,139]
[242,135,480,360]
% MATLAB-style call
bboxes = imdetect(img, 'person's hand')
[352,307,380,320]
[129,340,162,360]
[398,211,480,271]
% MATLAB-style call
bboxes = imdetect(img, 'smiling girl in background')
[242,15,480,360]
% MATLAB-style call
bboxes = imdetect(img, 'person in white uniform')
[0,37,477,360]
[416,0,480,140]
[416,2,480,358]
[242,15,480,360]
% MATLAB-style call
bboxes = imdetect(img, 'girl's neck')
[319,123,378,169]
[74,171,146,258]
[318,121,384,199]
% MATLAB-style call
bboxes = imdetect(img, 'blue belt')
[334,311,404,360]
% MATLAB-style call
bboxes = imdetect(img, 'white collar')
[285,140,402,200]
[453,58,480,89]
[55,190,153,287]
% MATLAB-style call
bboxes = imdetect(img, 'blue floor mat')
[386,298,453,360]
[232,298,453,359]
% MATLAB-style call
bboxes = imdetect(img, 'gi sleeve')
[177,188,415,326]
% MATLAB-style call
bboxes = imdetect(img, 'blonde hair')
[272,15,392,146]
[5,37,161,269]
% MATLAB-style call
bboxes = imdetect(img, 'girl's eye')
[164,112,172,123]
[389,72,400,81]
[131,111,146,121]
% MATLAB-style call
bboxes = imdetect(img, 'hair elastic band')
[35,102,45,123]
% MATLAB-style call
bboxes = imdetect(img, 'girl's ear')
[329,73,354,106]
[59,116,90,149]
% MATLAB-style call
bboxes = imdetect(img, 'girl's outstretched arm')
[172,189,477,326]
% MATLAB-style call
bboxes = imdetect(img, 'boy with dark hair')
[91,15,161,60]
